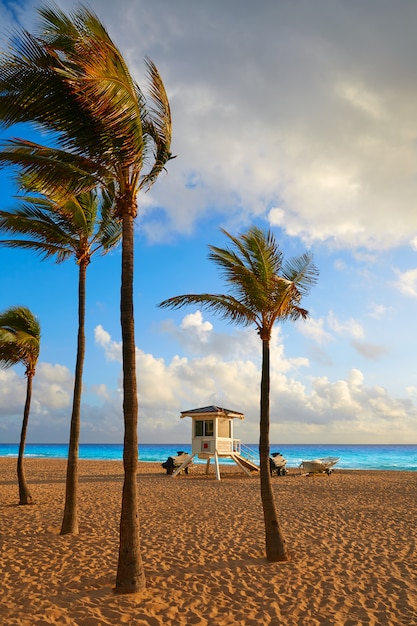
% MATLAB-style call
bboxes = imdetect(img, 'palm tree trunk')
[115,209,145,594]
[61,260,88,535]
[17,374,34,505]
[259,336,289,562]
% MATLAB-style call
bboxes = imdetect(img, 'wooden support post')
[172,453,195,478]
[214,450,221,481]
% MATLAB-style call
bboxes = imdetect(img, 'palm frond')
[0,139,104,196]
[40,5,147,166]
[0,26,111,162]
[159,293,257,327]
[0,202,79,260]
[208,227,284,313]
[1,5,173,209]
[140,58,173,191]
[0,178,121,263]
[0,335,22,368]
[0,238,73,263]
[160,226,319,336]
[281,252,319,297]
[92,184,122,252]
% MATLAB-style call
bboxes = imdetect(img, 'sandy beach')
[1,458,416,625]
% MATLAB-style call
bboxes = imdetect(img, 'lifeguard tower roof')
[180,405,244,419]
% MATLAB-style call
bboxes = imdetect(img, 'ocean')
[1,443,416,471]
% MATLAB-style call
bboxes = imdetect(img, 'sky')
[1,0,417,445]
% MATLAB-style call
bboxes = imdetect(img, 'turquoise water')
[1,443,416,471]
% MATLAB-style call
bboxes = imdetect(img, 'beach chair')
[269,452,288,476]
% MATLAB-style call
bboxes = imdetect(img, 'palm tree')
[0,182,121,534]
[159,226,319,562]
[0,6,172,593]
[0,306,41,505]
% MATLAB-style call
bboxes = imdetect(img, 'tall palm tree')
[159,226,319,562]
[0,306,41,505]
[0,5,172,593]
[0,182,121,534]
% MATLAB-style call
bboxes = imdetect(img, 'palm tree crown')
[0,306,40,377]
[0,5,172,201]
[0,182,121,265]
[160,226,318,337]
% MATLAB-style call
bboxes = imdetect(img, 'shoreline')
[2,442,416,473]
[1,458,416,624]
[2,455,416,473]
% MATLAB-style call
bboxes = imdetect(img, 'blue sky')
[1,0,417,445]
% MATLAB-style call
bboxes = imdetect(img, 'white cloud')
[351,340,388,360]
[0,362,73,441]
[333,258,347,272]
[2,311,416,443]
[180,311,213,342]
[394,267,417,297]
[300,312,387,361]
[94,324,122,361]
[43,0,417,251]
[406,386,417,398]
[367,303,391,320]
[0,368,26,418]
[90,383,111,400]
[0,363,72,418]
[327,311,364,339]
[348,368,364,388]
[336,80,385,120]
[160,315,260,360]
[94,325,112,347]
[297,317,333,345]
[299,313,385,362]
[85,317,417,444]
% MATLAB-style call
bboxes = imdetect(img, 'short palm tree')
[0,306,41,505]
[0,5,172,593]
[0,181,121,534]
[159,226,319,562]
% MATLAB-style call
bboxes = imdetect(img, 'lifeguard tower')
[172,405,259,480]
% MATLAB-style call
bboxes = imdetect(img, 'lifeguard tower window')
[195,420,214,437]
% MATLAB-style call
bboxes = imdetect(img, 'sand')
[0,458,416,626]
